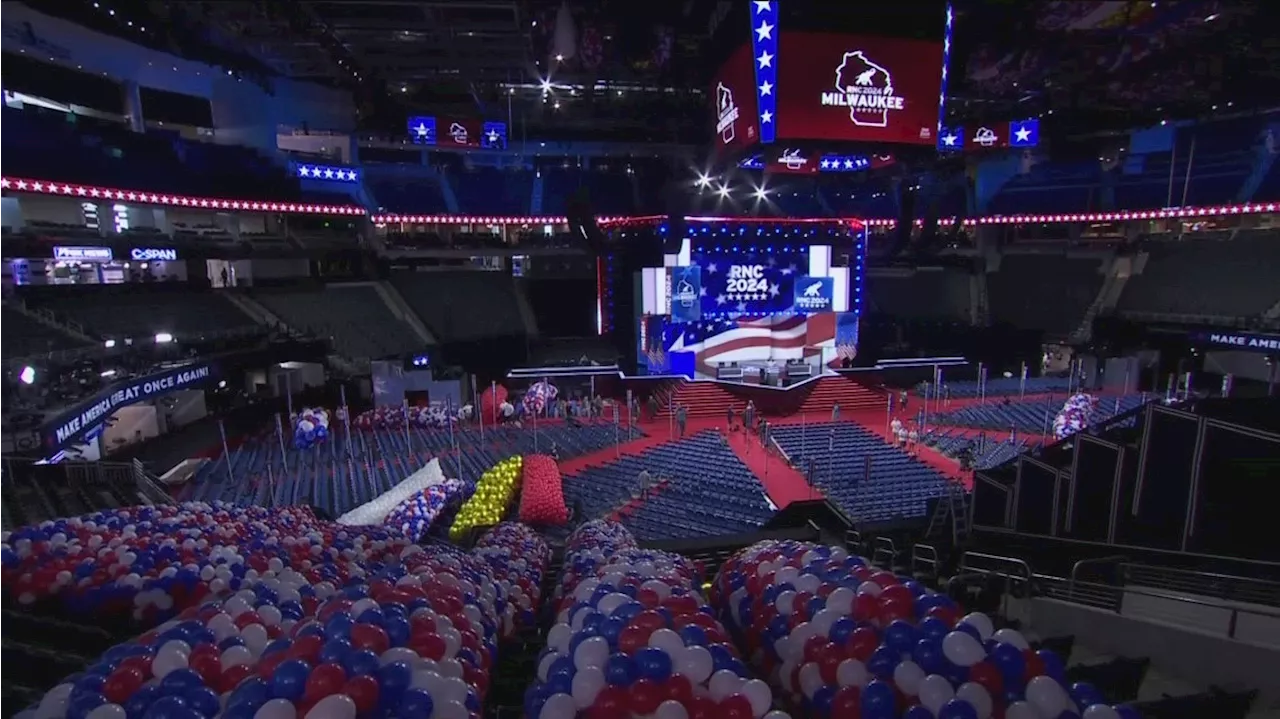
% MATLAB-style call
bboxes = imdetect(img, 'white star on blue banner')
[1009,118,1040,148]
[750,1,778,144]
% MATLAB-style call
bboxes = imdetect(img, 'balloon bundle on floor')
[353,404,472,431]
[472,522,552,633]
[383,479,473,542]
[292,408,332,450]
[11,503,555,719]
[449,457,523,541]
[1,503,405,622]
[1052,393,1099,441]
[526,520,786,719]
[519,454,570,526]
[712,539,1138,719]
[522,380,559,416]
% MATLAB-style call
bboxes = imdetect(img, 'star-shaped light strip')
[818,155,871,172]
[3,177,1269,226]
[860,203,1280,228]
[296,164,360,182]
[0,177,365,216]
[750,0,778,145]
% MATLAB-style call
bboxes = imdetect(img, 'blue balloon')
[990,642,1026,680]
[377,661,413,702]
[913,637,946,675]
[829,616,857,645]
[182,686,220,718]
[884,619,918,653]
[604,653,638,686]
[142,696,197,719]
[1115,706,1143,719]
[860,679,896,719]
[867,646,899,679]
[225,678,270,712]
[401,688,435,719]
[939,698,979,719]
[271,659,311,701]
[634,647,673,681]
[810,685,836,717]
[903,706,935,719]
[918,616,951,642]
[1038,649,1067,682]
[319,637,354,665]
[1070,681,1105,709]
[68,693,107,719]
[344,649,380,677]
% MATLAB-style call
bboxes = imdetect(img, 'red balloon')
[588,687,628,719]
[305,663,347,701]
[687,696,720,719]
[877,595,914,624]
[1023,649,1046,681]
[926,605,959,627]
[220,663,254,694]
[803,636,832,664]
[880,585,913,604]
[628,679,664,716]
[343,676,380,715]
[102,666,145,705]
[817,643,845,685]
[350,623,391,655]
[833,685,862,718]
[852,593,880,622]
[720,694,754,719]
[255,652,288,680]
[290,634,325,665]
[617,624,653,655]
[846,627,880,662]
[410,632,447,661]
[666,674,695,705]
[969,660,1004,697]
[189,652,221,686]
[631,610,667,632]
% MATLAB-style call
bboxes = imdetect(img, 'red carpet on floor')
[721,426,824,508]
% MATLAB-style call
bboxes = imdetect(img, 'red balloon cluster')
[480,384,510,426]
[518,454,569,526]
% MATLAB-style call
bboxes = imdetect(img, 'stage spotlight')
[696,174,711,188]
[717,185,731,198]
[19,366,35,385]
[753,186,769,200]
[540,78,552,92]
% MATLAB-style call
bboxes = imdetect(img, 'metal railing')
[1121,564,1280,608]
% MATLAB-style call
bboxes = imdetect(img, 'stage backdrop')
[642,313,837,378]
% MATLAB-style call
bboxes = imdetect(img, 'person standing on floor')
[676,403,688,437]
[637,468,652,500]
[900,389,909,410]
[727,404,736,431]
[648,394,659,422]
[745,400,756,431]
[908,425,919,456]
[832,402,841,422]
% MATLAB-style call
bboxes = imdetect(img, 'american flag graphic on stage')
[663,313,835,372]
[834,311,860,362]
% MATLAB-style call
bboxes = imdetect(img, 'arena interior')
[4,1,1280,718]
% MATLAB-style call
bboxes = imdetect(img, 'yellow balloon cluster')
[450,456,523,540]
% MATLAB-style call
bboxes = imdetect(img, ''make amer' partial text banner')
[43,363,218,453]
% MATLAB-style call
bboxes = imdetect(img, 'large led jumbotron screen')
[777,33,944,145]
[712,31,944,148]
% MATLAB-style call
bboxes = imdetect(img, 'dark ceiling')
[22,0,1280,141]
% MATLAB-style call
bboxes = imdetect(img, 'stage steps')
[656,377,886,420]
[658,382,740,420]
[795,377,886,415]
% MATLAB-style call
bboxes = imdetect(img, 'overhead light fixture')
[717,185,731,198]
[754,186,769,200]
[696,174,711,188]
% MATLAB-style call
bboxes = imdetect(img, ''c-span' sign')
[42,363,218,452]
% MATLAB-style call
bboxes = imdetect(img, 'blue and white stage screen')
[793,276,834,312]
[694,246,810,317]
[669,265,702,323]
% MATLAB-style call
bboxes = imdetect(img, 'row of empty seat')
[390,271,528,342]
[771,421,953,523]
[1117,231,1280,319]
[253,284,424,360]
[20,286,257,341]
[931,393,1152,433]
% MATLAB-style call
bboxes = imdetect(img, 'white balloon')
[797,662,824,699]
[837,659,869,689]
[304,694,356,719]
[547,623,572,653]
[571,667,606,709]
[541,693,577,719]
[1082,706,1122,719]
[152,642,190,678]
[991,627,1030,650]
[942,630,986,667]
[918,674,956,715]
[220,645,253,670]
[957,682,994,719]
[434,699,469,719]
[825,587,855,615]
[86,704,127,719]
[1005,701,1044,719]
[677,646,715,685]
[893,660,926,696]
[254,698,297,719]
[655,699,691,719]
[240,624,270,656]
[856,580,883,597]
[573,635,610,670]
[1026,675,1069,717]
[960,612,995,641]
[741,678,772,718]
[649,628,686,655]
[711,668,746,701]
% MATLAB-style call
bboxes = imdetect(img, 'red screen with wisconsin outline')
[776,33,943,145]
[710,42,760,152]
